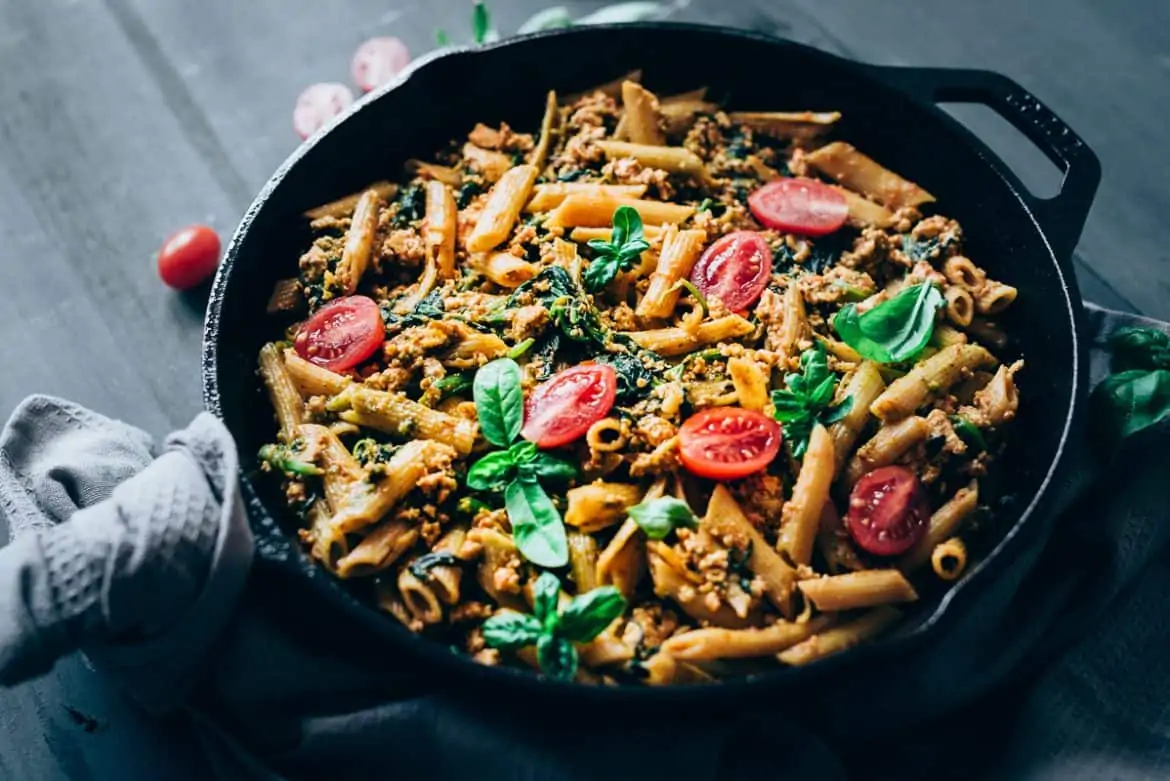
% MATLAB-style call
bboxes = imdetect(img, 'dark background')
[0,0,1166,778]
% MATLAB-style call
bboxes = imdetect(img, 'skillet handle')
[869,66,1100,261]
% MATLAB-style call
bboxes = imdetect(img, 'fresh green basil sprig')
[1092,327,1170,450]
[627,497,698,540]
[481,572,627,681]
[468,358,575,567]
[771,343,852,458]
[583,206,651,292]
[833,282,946,364]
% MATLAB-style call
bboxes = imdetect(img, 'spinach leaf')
[505,478,569,567]
[771,343,852,458]
[510,265,578,308]
[258,443,321,477]
[481,611,543,650]
[1111,327,1170,372]
[351,439,400,466]
[456,180,483,209]
[950,415,987,451]
[408,551,460,581]
[583,206,651,292]
[473,358,525,447]
[596,352,657,403]
[1091,368,1170,449]
[392,184,426,227]
[432,372,474,401]
[536,634,577,682]
[466,450,518,491]
[556,168,587,182]
[833,283,945,364]
[404,289,446,326]
[558,586,627,642]
[627,497,698,540]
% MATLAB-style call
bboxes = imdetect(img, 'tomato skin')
[351,37,411,93]
[748,178,849,237]
[521,364,617,449]
[293,82,355,140]
[293,295,384,372]
[689,231,772,312]
[845,466,930,556]
[678,407,782,480]
[157,225,221,290]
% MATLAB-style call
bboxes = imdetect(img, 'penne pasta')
[336,519,419,579]
[976,280,1018,315]
[331,384,478,455]
[568,531,600,593]
[662,615,835,660]
[622,314,753,356]
[529,90,558,171]
[259,343,304,442]
[835,187,896,229]
[304,181,396,220]
[595,140,707,181]
[525,183,647,213]
[424,180,458,280]
[569,224,664,243]
[397,567,444,624]
[660,99,720,135]
[843,415,930,488]
[471,251,539,288]
[547,193,695,228]
[621,80,666,146]
[636,226,707,319]
[727,111,841,140]
[931,537,968,581]
[704,485,798,618]
[283,348,351,397]
[797,569,919,612]
[805,142,935,208]
[870,344,997,422]
[467,165,539,252]
[779,425,836,566]
[777,607,901,666]
[462,143,513,183]
[336,188,381,294]
[727,356,770,412]
[899,481,979,571]
[826,361,885,475]
[406,160,462,186]
[564,481,643,532]
[595,517,645,598]
[648,541,760,629]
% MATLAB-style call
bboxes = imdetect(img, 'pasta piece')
[258,343,303,442]
[336,188,381,294]
[870,344,997,422]
[567,531,601,593]
[843,416,930,487]
[470,252,538,288]
[467,527,528,612]
[594,140,707,181]
[818,336,863,364]
[336,519,418,578]
[899,481,979,571]
[622,314,753,356]
[621,80,666,145]
[307,501,348,575]
[569,225,664,243]
[727,356,770,412]
[815,502,864,574]
[441,331,508,368]
[931,537,968,581]
[637,226,707,319]
[797,569,919,612]
[304,180,396,220]
[778,284,808,362]
[525,183,647,212]
[648,541,760,629]
[662,616,835,660]
[703,485,798,618]
[423,527,467,605]
[932,324,968,348]
[944,286,975,327]
[466,165,539,253]
[726,111,841,140]
[547,193,695,229]
[397,567,444,625]
[405,160,462,186]
[834,187,896,229]
[328,438,454,535]
[976,281,1018,315]
[424,180,458,280]
[586,418,626,454]
[529,90,558,171]
[297,424,364,513]
[964,318,1008,350]
[564,481,642,533]
[660,100,720,135]
[943,256,986,292]
[561,69,641,104]
[332,385,478,454]
[777,607,901,666]
[804,142,935,209]
[461,143,512,183]
[826,361,885,475]
[266,278,303,314]
[660,87,709,104]
[374,579,414,628]
[283,349,351,397]
[640,651,715,686]
[595,517,645,598]
[579,627,635,667]
[778,425,835,566]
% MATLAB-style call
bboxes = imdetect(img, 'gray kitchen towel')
[0,302,1167,780]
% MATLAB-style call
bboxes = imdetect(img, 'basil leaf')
[481,611,543,651]
[516,6,573,33]
[505,478,569,567]
[576,1,668,24]
[408,551,460,581]
[950,415,987,451]
[822,396,854,425]
[583,254,621,292]
[531,571,562,628]
[1091,368,1170,449]
[559,586,627,642]
[474,358,525,447]
[536,633,578,681]
[517,452,578,483]
[627,497,697,540]
[833,283,946,364]
[466,450,518,491]
[583,206,650,292]
[1111,327,1170,372]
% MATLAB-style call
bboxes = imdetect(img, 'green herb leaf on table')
[1092,368,1170,449]
[627,497,698,540]
[466,449,519,491]
[473,358,524,447]
[771,344,852,458]
[505,478,569,567]
[481,611,543,650]
[559,586,627,642]
[833,283,946,364]
[1110,327,1170,372]
[536,634,578,682]
[472,0,492,43]
[584,206,651,292]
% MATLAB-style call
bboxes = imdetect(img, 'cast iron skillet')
[202,24,1099,707]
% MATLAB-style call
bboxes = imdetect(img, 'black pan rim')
[202,22,1087,707]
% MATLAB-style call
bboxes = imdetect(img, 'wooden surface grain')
[0,0,1164,778]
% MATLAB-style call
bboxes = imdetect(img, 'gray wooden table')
[0,0,1166,777]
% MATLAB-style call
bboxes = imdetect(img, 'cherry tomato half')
[157,224,221,290]
[293,295,384,372]
[293,82,354,140]
[521,364,617,449]
[689,231,772,312]
[678,407,782,481]
[845,466,930,556]
[351,37,411,93]
[748,178,848,237]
